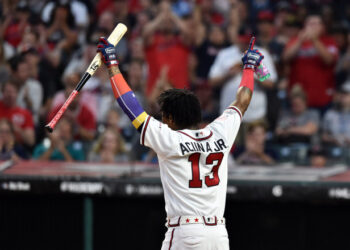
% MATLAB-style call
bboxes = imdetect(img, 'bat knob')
[45,125,53,133]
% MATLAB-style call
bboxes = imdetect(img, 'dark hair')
[8,55,25,72]
[157,89,202,129]
[247,120,268,134]
[48,3,75,28]
[130,58,144,67]
[304,10,323,24]
[2,78,20,92]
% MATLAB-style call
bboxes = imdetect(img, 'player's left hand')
[97,37,119,68]
[242,37,264,71]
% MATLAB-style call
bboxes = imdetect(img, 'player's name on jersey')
[179,139,227,155]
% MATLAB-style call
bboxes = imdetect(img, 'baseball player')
[97,36,264,249]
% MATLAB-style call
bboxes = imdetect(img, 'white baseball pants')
[161,224,229,250]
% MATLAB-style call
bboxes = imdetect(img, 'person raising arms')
[97,36,264,249]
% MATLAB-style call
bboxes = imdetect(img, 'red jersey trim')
[227,106,242,121]
[141,116,151,146]
[178,130,213,141]
[169,229,175,250]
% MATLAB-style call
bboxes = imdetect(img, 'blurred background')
[1,0,350,166]
[1,0,350,250]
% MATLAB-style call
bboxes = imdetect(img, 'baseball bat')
[45,23,127,133]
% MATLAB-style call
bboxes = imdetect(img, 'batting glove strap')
[97,37,119,67]
[242,49,264,71]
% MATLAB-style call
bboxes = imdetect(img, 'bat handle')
[45,90,79,133]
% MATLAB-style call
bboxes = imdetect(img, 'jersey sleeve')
[140,115,177,157]
[208,106,242,147]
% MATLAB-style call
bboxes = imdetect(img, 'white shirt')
[209,45,277,122]
[140,107,242,218]
[41,1,89,27]
[17,78,43,125]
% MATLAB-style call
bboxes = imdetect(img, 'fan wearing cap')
[322,82,350,147]
[255,10,286,130]
[256,11,284,63]
[256,11,275,46]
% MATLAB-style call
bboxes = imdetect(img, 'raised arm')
[312,38,335,65]
[142,11,165,46]
[231,37,265,115]
[97,37,148,132]
[282,36,303,62]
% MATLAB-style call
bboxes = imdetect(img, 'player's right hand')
[97,37,119,68]
[242,37,264,71]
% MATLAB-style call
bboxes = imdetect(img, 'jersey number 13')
[188,152,224,188]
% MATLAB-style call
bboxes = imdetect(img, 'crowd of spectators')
[1,0,350,167]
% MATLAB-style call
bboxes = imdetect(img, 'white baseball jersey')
[140,106,242,219]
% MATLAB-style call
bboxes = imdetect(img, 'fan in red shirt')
[3,6,30,48]
[47,77,96,141]
[0,81,35,147]
[143,1,191,97]
[283,14,338,109]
